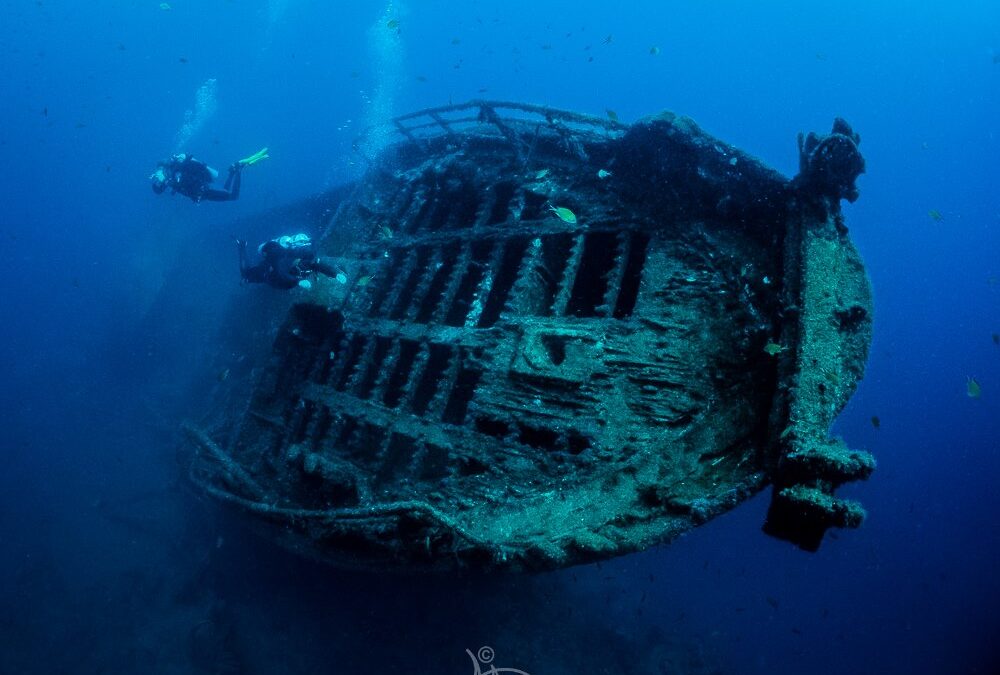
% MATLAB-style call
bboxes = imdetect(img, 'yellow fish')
[535,168,550,180]
[649,46,661,56]
[357,275,373,287]
[548,205,577,224]
[386,19,400,30]
[606,109,619,122]
[928,209,943,222]
[967,376,981,399]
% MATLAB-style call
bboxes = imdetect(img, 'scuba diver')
[150,147,268,203]
[237,233,338,290]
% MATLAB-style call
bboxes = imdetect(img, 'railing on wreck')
[352,99,629,163]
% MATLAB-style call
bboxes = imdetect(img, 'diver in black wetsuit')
[150,148,267,203]
[237,234,338,290]
[150,153,242,202]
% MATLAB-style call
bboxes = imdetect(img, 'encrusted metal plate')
[187,102,874,571]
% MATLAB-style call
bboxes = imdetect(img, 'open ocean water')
[1,1,998,673]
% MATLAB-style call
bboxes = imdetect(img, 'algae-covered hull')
[187,102,874,572]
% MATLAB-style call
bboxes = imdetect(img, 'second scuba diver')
[237,234,339,290]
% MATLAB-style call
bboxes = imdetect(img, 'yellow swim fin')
[239,147,269,166]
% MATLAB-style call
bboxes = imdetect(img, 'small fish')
[870,415,880,429]
[993,52,1000,65]
[415,75,428,82]
[928,209,943,222]
[335,272,348,284]
[451,38,461,45]
[534,168,550,180]
[178,56,188,63]
[597,169,612,179]
[602,34,613,45]
[357,275,373,287]
[991,333,999,346]
[386,19,400,30]
[159,2,171,9]
[217,368,230,382]
[967,376,981,399]
[606,109,619,122]
[649,46,661,56]
[378,224,393,240]
[763,342,785,356]
[549,205,577,224]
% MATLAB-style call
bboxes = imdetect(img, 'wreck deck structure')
[186,101,874,572]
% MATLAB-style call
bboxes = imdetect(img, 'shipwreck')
[185,101,874,572]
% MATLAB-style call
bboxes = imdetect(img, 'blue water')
[2,1,998,673]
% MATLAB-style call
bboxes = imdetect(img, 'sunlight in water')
[266,0,290,25]
[173,78,218,153]
[359,1,405,159]
[262,0,291,48]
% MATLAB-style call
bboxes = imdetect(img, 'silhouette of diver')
[237,233,338,290]
[150,148,268,203]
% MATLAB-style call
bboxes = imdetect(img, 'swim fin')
[238,147,269,166]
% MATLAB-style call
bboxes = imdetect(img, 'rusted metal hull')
[187,102,873,571]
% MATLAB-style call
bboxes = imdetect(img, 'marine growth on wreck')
[186,101,875,572]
